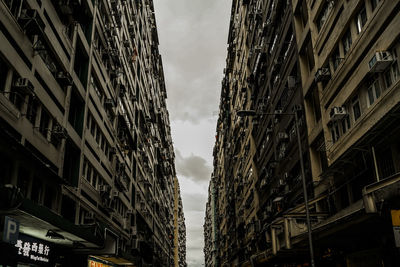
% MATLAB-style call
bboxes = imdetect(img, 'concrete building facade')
[290,0,400,265]
[205,0,310,265]
[0,0,184,266]
[205,0,400,266]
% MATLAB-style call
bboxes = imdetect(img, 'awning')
[1,198,104,248]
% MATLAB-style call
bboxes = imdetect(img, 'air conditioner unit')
[112,190,119,197]
[109,147,117,155]
[56,71,73,86]
[277,132,289,140]
[99,185,109,192]
[329,106,347,121]
[51,123,68,139]
[254,45,262,53]
[13,78,34,95]
[368,51,393,72]
[292,104,302,112]
[84,212,94,219]
[314,67,331,82]
[105,98,116,108]
[260,178,267,188]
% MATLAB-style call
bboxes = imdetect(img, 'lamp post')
[236,110,316,267]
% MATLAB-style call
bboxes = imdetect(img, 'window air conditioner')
[56,71,73,86]
[315,67,331,82]
[112,190,119,197]
[13,78,34,95]
[329,106,347,121]
[368,51,393,72]
[277,132,289,140]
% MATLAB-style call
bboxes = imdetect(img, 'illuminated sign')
[88,260,112,267]
[14,234,51,263]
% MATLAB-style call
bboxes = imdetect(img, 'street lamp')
[236,109,316,267]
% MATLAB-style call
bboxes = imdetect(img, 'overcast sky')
[152,0,231,266]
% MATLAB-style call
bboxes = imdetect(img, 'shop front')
[0,233,56,267]
[87,256,135,267]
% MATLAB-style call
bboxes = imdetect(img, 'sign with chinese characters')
[14,234,52,264]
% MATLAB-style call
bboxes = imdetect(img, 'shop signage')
[88,259,112,267]
[14,234,51,263]
[2,216,19,244]
[391,210,400,247]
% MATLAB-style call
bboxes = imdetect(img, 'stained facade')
[205,0,400,266]
[0,0,185,266]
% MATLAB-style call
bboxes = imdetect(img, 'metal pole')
[294,111,316,267]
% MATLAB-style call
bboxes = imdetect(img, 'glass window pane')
[368,87,374,105]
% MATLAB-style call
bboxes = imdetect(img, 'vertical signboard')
[391,210,400,247]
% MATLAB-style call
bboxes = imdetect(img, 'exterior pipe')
[271,227,277,255]
[284,218,291,249]
[371,146,380,182]
[295,112,316,267]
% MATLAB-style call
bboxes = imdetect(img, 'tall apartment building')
[173,177,187,267]
[0,0,183,266]
[204,177,219,267]
[205,0,311,266]
[177,193,187,267]
[290,0,400,265]
[205,0,400,266]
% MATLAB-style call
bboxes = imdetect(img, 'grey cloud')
[153,1,231,265]
[175,150,212,183]
[181,192,208,212]
[154,0,230,124]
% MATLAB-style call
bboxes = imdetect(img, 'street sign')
[2,216,19,244]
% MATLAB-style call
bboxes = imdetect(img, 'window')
[355,6,367,34]
[39,108,51,137]
[384,54,400,88]
[384,68,393,88]
[0,57,10,91]
[330,123,339,143]
[4,0,23,18]
[317,1,334,32]
[90,73,103,100]
[300,0,309,28]
[305,39,315,72]
[26,95,39,124]
[370,0,381,11]
[352,96,361,121]
[69,90,84,136]
[367,79,381,106]
[341,116,351,134]
[342,29,352,55]
[9,78,25,111]
[331,46,342,72]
